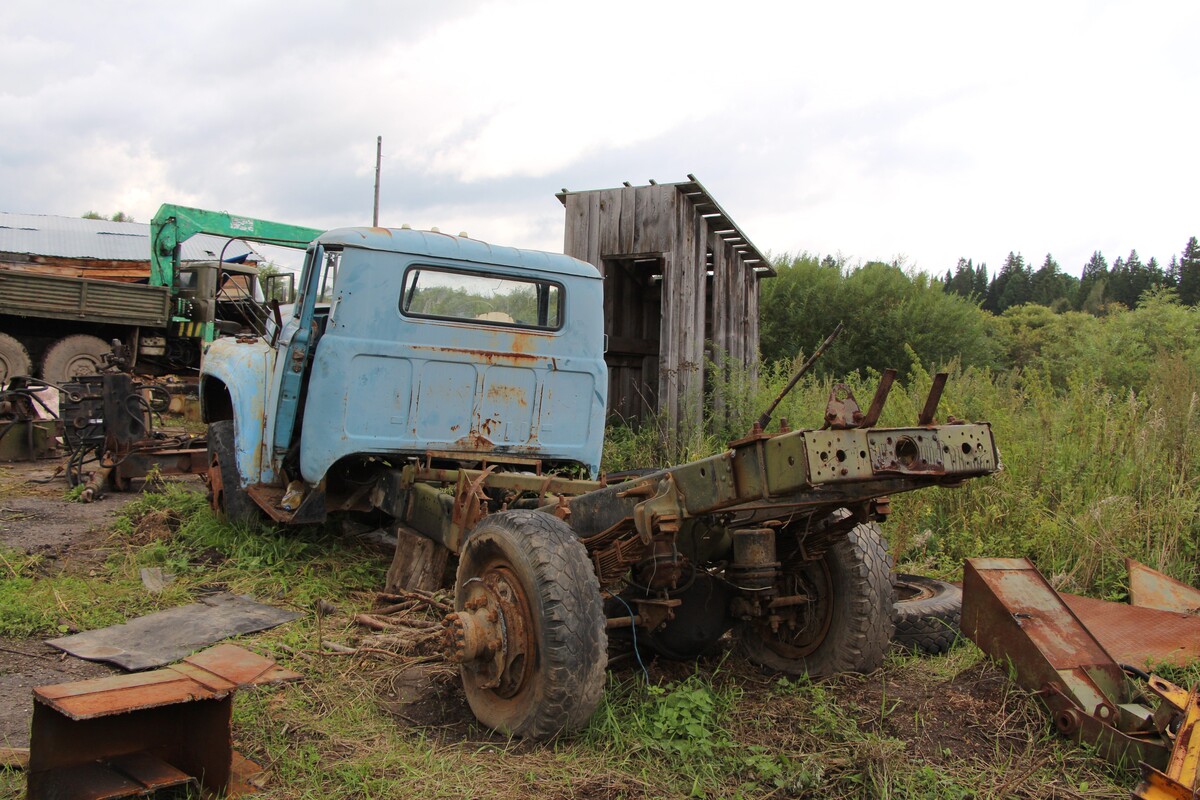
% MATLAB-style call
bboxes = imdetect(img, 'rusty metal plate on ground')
[1127,558,1200,615]
[961,557,1122,717]
[35,644,300,720]
[1063,593,1200,669]
[46,592,301,670]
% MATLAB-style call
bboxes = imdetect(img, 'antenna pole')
[372,136,382,226]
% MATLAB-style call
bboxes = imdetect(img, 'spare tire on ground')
[892,573,962,655]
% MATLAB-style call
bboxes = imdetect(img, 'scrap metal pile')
[962,557,1200,799]
[58,371,206,498]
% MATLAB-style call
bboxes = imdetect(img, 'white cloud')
[0,0,1197,275]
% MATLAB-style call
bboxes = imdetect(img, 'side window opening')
[400,266,563,330]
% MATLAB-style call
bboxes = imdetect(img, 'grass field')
[2,354,1196,798]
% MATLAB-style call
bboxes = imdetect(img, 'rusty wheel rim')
[459,558,537,702]
[894,578,935,604]
[759,559,834,659]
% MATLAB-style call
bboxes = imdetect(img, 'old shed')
[558,176,773,433]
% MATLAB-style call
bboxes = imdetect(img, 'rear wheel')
[445,510,607,738]
[41,334,109,384]
[0,333,32,385]
[740,522,894,676]
[207,420,260,523]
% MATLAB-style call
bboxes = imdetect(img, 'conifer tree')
[1179,236,1200,306]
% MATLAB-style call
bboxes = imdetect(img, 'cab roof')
[317,227,601,280]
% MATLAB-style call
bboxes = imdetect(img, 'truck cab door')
[271,245,336,456]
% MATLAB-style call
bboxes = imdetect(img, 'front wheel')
[444,510,607,738]
[740,522,894,676]
[207,420,261,523]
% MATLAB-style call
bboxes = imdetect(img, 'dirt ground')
[0,458,139,749]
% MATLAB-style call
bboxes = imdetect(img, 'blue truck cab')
[199,222,1000,744]
[200,227,608,523]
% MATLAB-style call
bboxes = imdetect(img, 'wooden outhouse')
[558,176,773,433]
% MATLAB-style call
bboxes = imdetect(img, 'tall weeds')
[603,352,1200,596]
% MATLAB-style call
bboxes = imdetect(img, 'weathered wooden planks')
[560,180,767,432]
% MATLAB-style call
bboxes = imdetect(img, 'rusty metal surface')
[917,372,947,426]
[1127,558,1200,615]
[859,369,897,428]
[961,558,1125,720]
[1062,592,1200,669]
[36,643,299,719]
[823,383,863,429]
[27,644,298,799]
[961,557,1200,773]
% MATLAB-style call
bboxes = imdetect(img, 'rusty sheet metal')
[823,383,863,429]
[962,557,1200,772]
[1062,592,1200,669]
[27,644,299,799]
[1127,558,1200,615]
[961,558,1125,721]
[961,558,1176,768]
[35,643,299,719]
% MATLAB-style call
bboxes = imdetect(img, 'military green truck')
[0,205,316,385]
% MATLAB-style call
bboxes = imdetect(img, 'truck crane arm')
[149,204,324,288]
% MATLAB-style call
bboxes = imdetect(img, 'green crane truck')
[0,205,319,385]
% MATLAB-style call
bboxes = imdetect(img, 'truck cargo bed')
[0,270,170,327]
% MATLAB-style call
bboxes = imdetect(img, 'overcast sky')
[2,1,1197,278]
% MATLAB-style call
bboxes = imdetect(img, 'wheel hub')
[443,567,532,696]
[759,561,834,659]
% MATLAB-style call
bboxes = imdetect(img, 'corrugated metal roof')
[0,211,261,263]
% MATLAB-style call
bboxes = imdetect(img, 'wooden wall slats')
[633,185,661,254]
[586,193,602,274]
[598,190,621,259]
[618,186,637,255]
[563,194,589,264]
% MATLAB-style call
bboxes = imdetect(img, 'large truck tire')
[741,522,895,676]
[449,510,607,738]
[0,332,32,386]
[207,420,262,524]
[41,334,109,384]
[892,573,962,655]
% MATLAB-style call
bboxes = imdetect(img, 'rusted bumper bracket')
[27,643,300,799]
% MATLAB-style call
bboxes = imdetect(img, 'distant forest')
[942,236,1200,313]
[757,234,1200,391]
